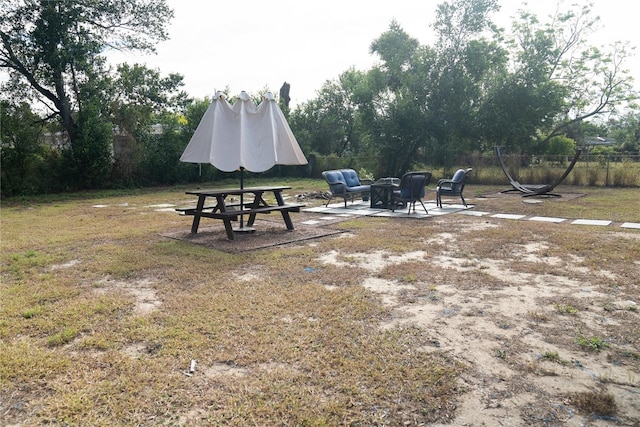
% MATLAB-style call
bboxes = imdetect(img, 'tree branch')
[1,30,64,114]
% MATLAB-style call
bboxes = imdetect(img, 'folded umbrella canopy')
[180,91,307,172]
[180,91,308,231]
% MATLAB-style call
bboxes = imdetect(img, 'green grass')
[47,327,80,347]
[542,350,568,365]
[576,335,610,351]
[468,160,640,188]
[471,185,640,223]
[0,181,463,425]
[554,304,579,315]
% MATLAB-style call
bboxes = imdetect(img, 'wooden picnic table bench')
[176,186,305,240]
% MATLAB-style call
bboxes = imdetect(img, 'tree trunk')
[279,82,291,108]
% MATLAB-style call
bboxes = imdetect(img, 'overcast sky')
[107,0,638,107]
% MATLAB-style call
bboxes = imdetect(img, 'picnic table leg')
[245,191,264,227]
[273,191,285,205]
[273,190,295,230]
[190,195,206,233]
[222,219,235,240]
[280,211,295,230]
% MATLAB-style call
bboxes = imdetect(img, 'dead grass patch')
[569,388,618,416]
[1,184,639,425]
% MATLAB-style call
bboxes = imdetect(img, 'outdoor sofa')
[321,169,373,207]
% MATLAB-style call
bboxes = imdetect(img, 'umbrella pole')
[240,168,244,228]
[234,167,255,234]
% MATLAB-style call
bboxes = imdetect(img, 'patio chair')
[392,171,432,214]
[436,168,472,208]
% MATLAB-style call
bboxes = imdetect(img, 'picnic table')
[176,186,305,240]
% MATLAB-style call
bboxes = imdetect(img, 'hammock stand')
[495,146,582,197]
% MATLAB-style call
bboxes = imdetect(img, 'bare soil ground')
[166,190,640,425]
[316,215,639,426]
[302,192,638,426]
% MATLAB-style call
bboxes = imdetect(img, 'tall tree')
[1,0,173,166]
[109,63,188,182]
[0,101,47,195]
[289,69,367,157]
[362,21,428,176]
[427,0,502,164]
[288,0,638,173]
[486,2,637,152]
[608,112,640,154]
[359,1,504,173]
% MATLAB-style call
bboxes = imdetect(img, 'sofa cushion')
[323,170,346,185]
[345,184,371,193]
[322,170,347,194]
[340,169,361,188]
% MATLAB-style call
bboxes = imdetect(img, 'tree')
[137,97,219,186]
[288,0,638,175]
[426,0,503,165]
[0,101,46,195]
[500,2,637,151]
[66,99,114,188]
[478,74,566,150]
[109,63,188,182]
[360,1,503,173]
[545,135,576,159]
[289,69,367,157]
[608,112,640,154]
[364,21,428,176]
[1,0,174,188]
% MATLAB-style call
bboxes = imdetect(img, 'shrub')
[611,160,640,187]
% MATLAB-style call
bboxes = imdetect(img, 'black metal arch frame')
[495,146,582,197]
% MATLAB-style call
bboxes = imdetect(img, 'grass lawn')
[1,180,639,425]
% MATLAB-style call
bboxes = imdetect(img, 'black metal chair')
[392,171,432,214]
[436,168,472,208]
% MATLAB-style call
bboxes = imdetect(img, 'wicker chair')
[391,171,432,214]
[435,168,472,208]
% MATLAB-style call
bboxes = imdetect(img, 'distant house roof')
[584,136,618,146]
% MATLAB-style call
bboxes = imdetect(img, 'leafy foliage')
[1,0,178,191]
[1,0,638,195]
[545,135,576,157]
[289,0,637,174]
[65,101,113,189]
[289,69,368,157]
[0,101,47,195]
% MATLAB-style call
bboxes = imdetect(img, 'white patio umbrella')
[180,91,308,231]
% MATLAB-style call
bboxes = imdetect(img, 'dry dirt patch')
[162,217,344,252]
[94,277,161,316]
[318,215,640,426]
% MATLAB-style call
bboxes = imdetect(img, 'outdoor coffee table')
[370,178,400,209]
